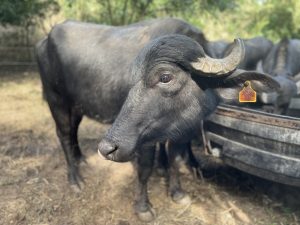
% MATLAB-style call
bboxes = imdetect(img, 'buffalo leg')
[186,142,199,168]
[134,145,156,222]
[167,141,191,204]
[156,142,168,176]
[47,95,84,189]
[186,141,204,179]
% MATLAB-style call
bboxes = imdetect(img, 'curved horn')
[191,38,245,76]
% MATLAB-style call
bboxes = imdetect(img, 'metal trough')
[204,104,300,187]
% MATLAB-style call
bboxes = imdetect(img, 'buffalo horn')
[191,38,245,76]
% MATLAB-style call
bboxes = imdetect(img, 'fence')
[0,26,40,71]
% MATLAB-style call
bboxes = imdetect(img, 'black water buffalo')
[257,38,300,114]
[35,18,215,221]
[36,18,208,182]
[36,19,279,221]
[207,40,229,58]
[224,36,273,70]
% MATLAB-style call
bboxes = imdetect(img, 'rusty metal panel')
[212,105,300,129]
[208,113,300,144]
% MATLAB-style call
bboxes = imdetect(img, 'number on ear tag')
[239,81,257,103]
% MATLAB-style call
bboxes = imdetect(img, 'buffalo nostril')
[98,139,119,158]
[107,144,118,155]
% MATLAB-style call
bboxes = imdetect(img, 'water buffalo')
[36,19,279,221]
[35,18,217,221]
[207,40,229,58]
[224,36,273,70]
[258,38,300,114]
[36,18,209,184]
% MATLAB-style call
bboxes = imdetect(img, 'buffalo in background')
[207,40,229,58]
[257,39,300,114]
[224,37,273,71]
[221,36,300,115]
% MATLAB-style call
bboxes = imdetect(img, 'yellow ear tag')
[239,81,257,103]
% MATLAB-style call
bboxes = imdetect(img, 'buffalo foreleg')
[134,145,156,222]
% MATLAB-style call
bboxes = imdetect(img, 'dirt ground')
[0,71,299,225]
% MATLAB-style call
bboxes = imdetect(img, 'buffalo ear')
[224,69,280,91]
[213,69,280,104]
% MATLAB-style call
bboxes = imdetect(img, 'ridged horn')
[191,38,245,76]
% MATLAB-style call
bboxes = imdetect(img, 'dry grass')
[0,71,299,225]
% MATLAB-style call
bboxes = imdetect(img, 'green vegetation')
[0,0,59,44]
[1,0,300,41]
[0,0,59,28]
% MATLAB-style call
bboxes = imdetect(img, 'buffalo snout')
[98,138,134,162]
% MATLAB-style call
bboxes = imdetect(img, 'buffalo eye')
[159,73,173,83]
